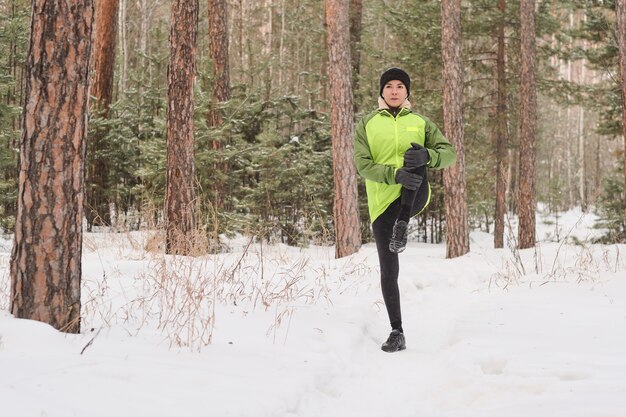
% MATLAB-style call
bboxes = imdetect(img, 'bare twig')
[80,327,103,355]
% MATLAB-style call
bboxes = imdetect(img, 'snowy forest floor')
[1,208,626,417]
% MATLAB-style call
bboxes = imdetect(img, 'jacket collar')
[377,97,412,117]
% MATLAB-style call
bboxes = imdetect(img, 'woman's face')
[381,80,407,107]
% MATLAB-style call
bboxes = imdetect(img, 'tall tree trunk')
[262,0,272,100]
[278,0,285,88]
[138,0,149,69]
[208,0,230,248]
[208,0,230,125]
[10,0,94,333]
[566,104,574,207]
[441,0,469,258]
[118,0,127,97]
[578,105,586,211]
[87,0,119,229]
[518,0,537,249]
[494,0,507,249]
[616,0,626,228]
[566,11,575,209]
[507,147,518,214]
[165,0,198,255]
[238,0,245,83]
[578,18,588,212]
[320,28,329,113]
[324,0,361,258]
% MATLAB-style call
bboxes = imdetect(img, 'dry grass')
[490,213,626,289]
[0,254,10,311]
[81,233,344,351]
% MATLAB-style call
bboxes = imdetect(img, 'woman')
[354,67,457,352]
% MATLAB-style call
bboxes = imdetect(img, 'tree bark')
[238,0,245,82]
[165,0,198,255]
[518,0,537,249]
[10,0,94,333]
[578,105,586,211]
[87,0,119,229]
[507,147,518,214]
[566,11,575,209]
[325,0,361,258]
[566,58,574,208]
[118,0,127,98]
[494,0,507,249]
[138,0,149,71]
[91,0,118,115]
[441,0,469,258]
[320,28,328,113]
[208,0,230,126]
[262,0,272,100]
[616,0,626,228]
[278,0,285,87]
[207,0,230,248]
[578,19,587,211]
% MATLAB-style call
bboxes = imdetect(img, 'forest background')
[0,0,624,249]
[2,3,626,412]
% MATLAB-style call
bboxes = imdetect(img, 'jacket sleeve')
[424,118,457,169]
[353,117,398,185]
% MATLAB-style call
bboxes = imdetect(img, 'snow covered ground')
[1,208,626,417]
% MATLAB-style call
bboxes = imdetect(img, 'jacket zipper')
[394,115,400,167]
[382,108,403,172]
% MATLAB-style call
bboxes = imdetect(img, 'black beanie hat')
[379,67,411,98]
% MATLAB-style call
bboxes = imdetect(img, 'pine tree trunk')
[566,11,575,209]
[118,0,127,97]
[507,148,517,214]
[208,0,230,124]
[566,105,574,208]
[138,0,149,70]
[165,0,198,255]
[10,0,94,333]
[518,0,537,249]
[494,0,507,249]
[91,0,118,121]
[238,0,245,82]
[278,0,285,88]
[87,0,119,229]
[320,28,328,113]
[208,0,230,249]
[262,0,272,100]
[325,0,361,258]
[441,0,469,258]
[578,105,586,211]
[579,20,588,212]
[616,0,626,228]
[135,0,150,139]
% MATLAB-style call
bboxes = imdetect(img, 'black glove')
[395,168,423,190]
[403,143,430,169]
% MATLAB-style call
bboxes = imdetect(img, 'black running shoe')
[389,220,408,253]
[381,329,406,352]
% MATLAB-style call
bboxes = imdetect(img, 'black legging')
[398,165,428,222]
[371,170,429,332]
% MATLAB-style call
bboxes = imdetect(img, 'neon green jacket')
[354,107,457,222]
